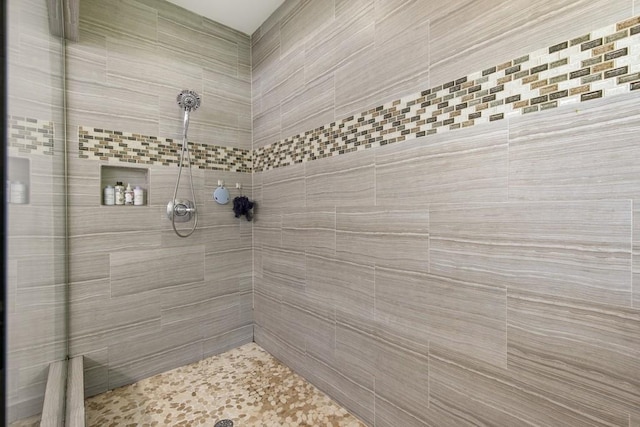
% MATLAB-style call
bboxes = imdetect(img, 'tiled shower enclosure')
[6,0,640,425]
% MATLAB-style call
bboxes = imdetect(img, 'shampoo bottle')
[124,183,134,205]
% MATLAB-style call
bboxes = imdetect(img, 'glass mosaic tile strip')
[79,127,252,173]
[7,116,55,156]
[254,14,640,172]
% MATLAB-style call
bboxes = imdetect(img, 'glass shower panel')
[6,0,68,423]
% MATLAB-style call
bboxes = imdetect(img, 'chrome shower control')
[167,199,196,223]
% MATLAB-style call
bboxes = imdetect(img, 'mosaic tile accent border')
[7,116,55,156]
[254,15,640,172]
[79,127,252,173]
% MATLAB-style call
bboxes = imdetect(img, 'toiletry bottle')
[124,183,134,205]
[115,181,125,205]
[104,185,115,205]
[133,185,144,206]
[10,181,27,204]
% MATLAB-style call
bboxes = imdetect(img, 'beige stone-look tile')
[279,302,310,352]
[69,290,160,357]
[334,0,429,118]
[430,201,632,306]
[80,0,158,42]
[255,322,310,378]
[111,245,205,297]
[429,0,631,87]
[375,396,430,427]
[635,207,640,309]
[253,291,282,337]
[202,324,253,359]
[376,267,507,367]
[158,16,238,77]
[509,85,640,203]
[507,290,640,423]
[254,213,282,249]
[375,123,509,206]
[336,207,429,273]
[305,0,374,83]
[107,323,203,390]
[204,248,252,289]
[306,254,375,329]
[306,150,375,209]
[69,230,162,255]
[280,0,335,57]
[260,47,305,103]
[262,247,306,305]
[261,163,306,214]
[283,208,336,257]
[304,354,375,426]
[429,343,620,426]
[334,324,377,390]
[282,73,335,140]
[304,310,336,367]
[253,104,281,149]
[375,334,429,422]
[252,21,280,71]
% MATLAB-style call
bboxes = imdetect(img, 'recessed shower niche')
[100,165,149,206]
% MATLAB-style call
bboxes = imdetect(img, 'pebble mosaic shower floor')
[85,343,365,427]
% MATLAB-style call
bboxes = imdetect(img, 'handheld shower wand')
[168,90,201,238]
[177,89,200,139]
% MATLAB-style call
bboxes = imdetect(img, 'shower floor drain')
[214,420,234,427]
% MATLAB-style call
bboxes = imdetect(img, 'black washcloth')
[233,196,254,221]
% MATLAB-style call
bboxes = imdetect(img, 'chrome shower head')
[177,90,201,112]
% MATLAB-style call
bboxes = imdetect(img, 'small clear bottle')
[104,185,115,205]
[10,181,27,204]
[114,182,125,205]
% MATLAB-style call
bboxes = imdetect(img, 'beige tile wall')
[64,0,254,400]
[6,0,67,422]
[252,1,640,425]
